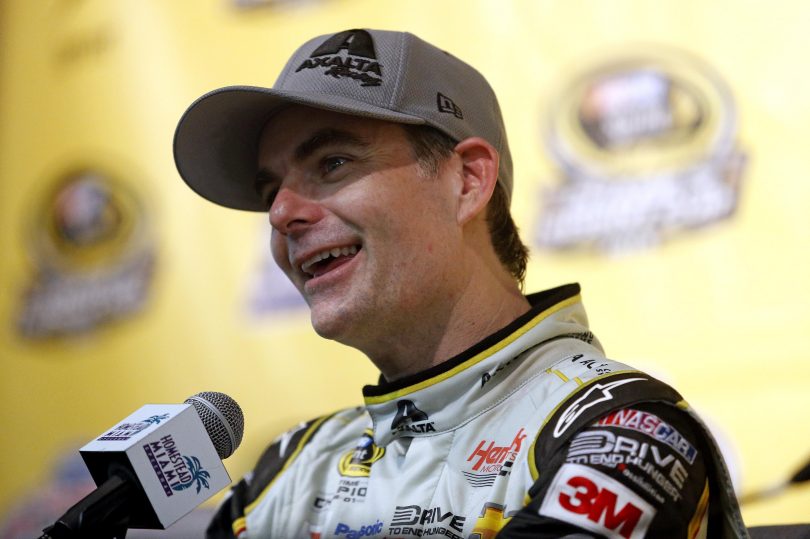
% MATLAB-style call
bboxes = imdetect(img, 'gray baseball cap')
[173,28,512,211]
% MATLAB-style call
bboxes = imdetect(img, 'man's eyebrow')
[293,128,369,162]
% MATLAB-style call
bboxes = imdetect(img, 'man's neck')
[367,277,531,383]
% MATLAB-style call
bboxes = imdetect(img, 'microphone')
[41,392,244,539]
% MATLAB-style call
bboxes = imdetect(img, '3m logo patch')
[539,463,655,539]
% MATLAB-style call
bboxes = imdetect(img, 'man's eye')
[322,156,348,174]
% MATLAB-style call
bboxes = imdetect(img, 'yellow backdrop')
[2,0,809,531]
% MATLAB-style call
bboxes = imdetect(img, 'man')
[174,29,748,538]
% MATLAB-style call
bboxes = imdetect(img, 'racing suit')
[207,284,748,538]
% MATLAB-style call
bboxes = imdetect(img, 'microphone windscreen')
[184,391,244,459]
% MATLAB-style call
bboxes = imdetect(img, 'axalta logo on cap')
[539,463,656,539]
[296,29,383,87]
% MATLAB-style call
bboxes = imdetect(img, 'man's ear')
[453,137,500,226]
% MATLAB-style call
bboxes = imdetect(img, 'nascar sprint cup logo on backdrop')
[535,47,746,253]
[17,164,155,337]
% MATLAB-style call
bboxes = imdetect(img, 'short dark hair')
[402,124,529,287]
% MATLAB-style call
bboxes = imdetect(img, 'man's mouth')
[300,245,360,278]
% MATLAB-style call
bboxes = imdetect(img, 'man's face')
[257,106,464,350]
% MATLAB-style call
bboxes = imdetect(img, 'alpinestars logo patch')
[391,400,436,434]
[296,29,383,87]
[553,377,646,438]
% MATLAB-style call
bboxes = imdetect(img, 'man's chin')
[309,307,354,342]
[307,288,374,345]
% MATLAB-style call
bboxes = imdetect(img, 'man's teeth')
[301,245,358,273]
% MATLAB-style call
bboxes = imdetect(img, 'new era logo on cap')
[437,93,463,119]
[295,29,383,87]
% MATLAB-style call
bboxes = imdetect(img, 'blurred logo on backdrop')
[16,166,156,338]
[535,47,746,253]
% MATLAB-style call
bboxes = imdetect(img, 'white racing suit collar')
[362,283,602,447]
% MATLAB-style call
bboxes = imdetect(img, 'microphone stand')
[39,473,134,539]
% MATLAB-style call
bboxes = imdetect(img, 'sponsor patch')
[569,353,613,375]
[553,378,646,437]
[338,430,385,477]
[314,431,379,508]
[312,478,371,506]
[391,400,436,435]
[566,429,689,501]
[470,502,514,539]
[463,428,526,487]
[594,408,698,464]
[389,505,465,538]
[334,520,383,538]
[539,463,656,539]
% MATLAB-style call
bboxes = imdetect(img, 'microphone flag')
[80,403,231,528]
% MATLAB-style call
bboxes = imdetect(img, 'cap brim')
[173,85,426,212]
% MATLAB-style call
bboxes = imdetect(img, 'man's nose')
[269,186,323,236]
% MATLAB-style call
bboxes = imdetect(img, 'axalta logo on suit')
[390,400,436,434]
